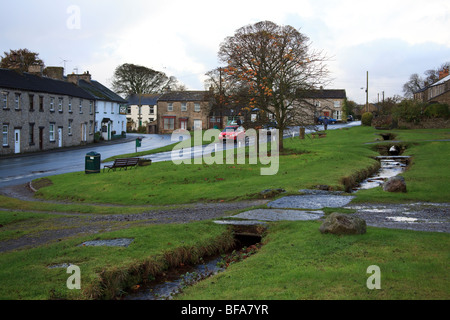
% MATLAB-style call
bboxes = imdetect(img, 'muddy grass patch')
[30,178,53,191]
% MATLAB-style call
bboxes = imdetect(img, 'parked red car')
[218,125,247,143]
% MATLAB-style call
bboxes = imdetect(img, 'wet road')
[0,133,173,188]
[0,122,361,189]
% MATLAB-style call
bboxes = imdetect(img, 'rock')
[383,176,407,193]
[260,188,285,198]
[319,213,367,235]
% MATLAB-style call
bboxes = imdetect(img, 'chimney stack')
[43,66,64,80]
[439,67,449,80]
[27,64,44,76]
[67,71,92,85]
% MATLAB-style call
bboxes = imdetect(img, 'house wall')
[157,101,210,134]
[294,98,344,124]
[95,100,127,139]
[1,88,94,155]
[126,104,157,130]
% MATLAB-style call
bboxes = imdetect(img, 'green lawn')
[1,125,449,300]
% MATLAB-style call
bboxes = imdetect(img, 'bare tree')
[111,63,177,96]
[403,62,450,98]
[217,21,330,150]
[1,48,44,72]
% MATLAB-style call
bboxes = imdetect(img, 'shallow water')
[354,157,408,191]
[125,257,225,300]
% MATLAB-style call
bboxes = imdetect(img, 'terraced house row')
[0,66,127,156]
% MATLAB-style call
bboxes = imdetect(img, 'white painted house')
[73,73,128,140]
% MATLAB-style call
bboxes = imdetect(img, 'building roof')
[297,89,347,100]
[430,74,450,87]
[78,79,128,104]
[0,68,95,100]
[126,93,162,105]
[158,90,210,102]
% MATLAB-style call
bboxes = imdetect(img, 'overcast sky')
[1,0,449,104]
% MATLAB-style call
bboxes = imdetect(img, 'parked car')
[347,115,354,122]
[219,125,247,143]
[317,116,337,124]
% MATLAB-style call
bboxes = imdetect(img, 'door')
[81,123,87,142]
[39,127,44,150]
[14,129,20,154]
[58,128,62,147]
[180,119,187,130]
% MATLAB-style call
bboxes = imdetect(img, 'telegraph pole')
[366,71,369,113]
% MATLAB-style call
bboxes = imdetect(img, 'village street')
[0,122,361,189]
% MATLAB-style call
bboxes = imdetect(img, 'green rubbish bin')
[85,151,101,174]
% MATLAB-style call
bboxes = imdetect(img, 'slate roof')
[126,93,162,105]
[297,89,347,100]
[78,79,128,104]
[158,90,210,102]
[0,68,95,100]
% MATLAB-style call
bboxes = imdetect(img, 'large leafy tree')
[0,48,44,72]
[111,63,176,96]
[217,21,329,150]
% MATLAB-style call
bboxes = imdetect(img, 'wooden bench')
[103,157,140,172]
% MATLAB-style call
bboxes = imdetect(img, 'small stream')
[124,234,262,300]
[352,156,409,192]
[125,152,410,300]
[124,256,225,300]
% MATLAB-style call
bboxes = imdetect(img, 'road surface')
[0,122,361,189]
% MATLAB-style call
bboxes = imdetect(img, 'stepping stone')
[268,194,354,209]
[231,209,324,221]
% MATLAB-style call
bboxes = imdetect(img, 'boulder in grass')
[319,213,367,235]
[383,176,407,193]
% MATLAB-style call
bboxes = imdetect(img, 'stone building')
[157,91,211,134]
[0,68,95,155]
[414,67,450,105]
[294,89,347,123]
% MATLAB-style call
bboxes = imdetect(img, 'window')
[49,124,55,141]
[79,99,83,113]
[39,96,44,111]
[58,98,63,112]
[68,120,73,135]
[50,97,55,111]
[194,103,200,112]
[68,98,72,112]
[334,110,342,120]
[111,102,114,114]
[2,125,8,146]
[167,103,173,112]
[29,123,35,145]
[163,116,175,130]
[334,100,340,108]
[29,94,34,111]
[90,101,93,114]
[181,103,187,112]
[2,92,8,109]
[149,106,154,114]
[14,93,21,110]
